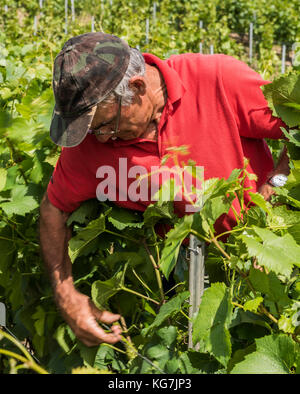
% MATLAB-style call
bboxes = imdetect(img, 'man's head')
[50,32,147,147]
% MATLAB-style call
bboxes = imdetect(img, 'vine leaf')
[142,291,190,336]
[0,184,38,216]
[230,334,300,374]
[0,168,7,192]
[68,214,106,263]
[243,297,264,313]
[262,72,300,127]
[248,267,291,306]
[91,267,126,310]
[193,282,232,367]
[160,214,193,279]
[241,226,300,278]
[143,200,175,226]
[108,206,143,230]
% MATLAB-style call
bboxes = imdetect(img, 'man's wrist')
[267,173,288,187]
[53,278,76,304]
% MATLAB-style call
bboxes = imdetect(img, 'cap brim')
[50,105,97,147]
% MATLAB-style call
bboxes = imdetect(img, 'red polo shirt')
[47,53,285,234]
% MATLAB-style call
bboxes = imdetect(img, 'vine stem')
[100,343,126,355]
[101,323,166,374]
[119,315,134,348]
[0,349,48,374]
[259,305,278,324]
[0,329,48,374]
[104,229,139,244]
[4,217,39,247]
[232,301,244,309]
[208,228,231,260]
[180,309,191,321]
[120,286,160,305]
[232,301,278,324]
[131,267,155,296]
[143,240,165,304]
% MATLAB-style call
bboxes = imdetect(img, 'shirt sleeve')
[220,55,287,140]
[47,146,96,212]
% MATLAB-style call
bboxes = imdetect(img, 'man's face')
[90,89,154,143]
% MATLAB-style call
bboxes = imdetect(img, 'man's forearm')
[270,145,290,177]
[38,193,123,346]
[39,193,73,297]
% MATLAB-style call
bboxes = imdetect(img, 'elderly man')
[39,32,289,347]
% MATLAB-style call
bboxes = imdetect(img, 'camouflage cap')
[50,32,131,147]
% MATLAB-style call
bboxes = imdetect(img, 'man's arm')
[258,145,290,201]
[39,192,122,346]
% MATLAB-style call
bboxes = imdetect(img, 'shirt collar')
[143,53,186,106]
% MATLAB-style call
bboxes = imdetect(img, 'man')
[39,32,289,347]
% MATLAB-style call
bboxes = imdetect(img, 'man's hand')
[56,284,122,347]
[258,145,290,202]
[258,182,275,202]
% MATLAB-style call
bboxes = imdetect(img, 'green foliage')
[230,334,300,374]
[263,73,300,127]
[193,283,232,367]
[1,0,300,375]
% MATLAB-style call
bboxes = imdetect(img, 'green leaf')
[243,297,264,313]
[30,151,53,185]
[0,184,38,216]
[94,345,115,371]
[77,341,98,368]
[262,72,300,127]
[282,127,300,147]
[142,291,190,335]
[108,206,143,230]
[249,267,291,306]
[143,200,175,226]
[241,227,300,278]
[274,187,300,209]
[179,350,221,374]
[278,315,295,334]
[68,214,106,263]
[249,192,273,215]
[91,268,126,309]
[1,165,18,192]
[160,214,193,279]
[0,109,12,132]
[8,271,24,310]
[288,223,300,243]
[32,306,46,337]
[0,168,7,192]
[53,324,75,353]
[72,366,110,374]
[201,194,235,227]
[152,177,182,202]
[67,199,100,226]
[230,334,299,374]
[267,205,300,228]
[193,282,232,366]
[146,326,178,364]
[230,308,272,332]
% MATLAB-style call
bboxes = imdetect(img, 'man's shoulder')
[167,52,245,67]
[165,53,248,75]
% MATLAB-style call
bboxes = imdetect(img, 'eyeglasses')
[88,95,122,136]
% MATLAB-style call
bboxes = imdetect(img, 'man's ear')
[129,76,147,96]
